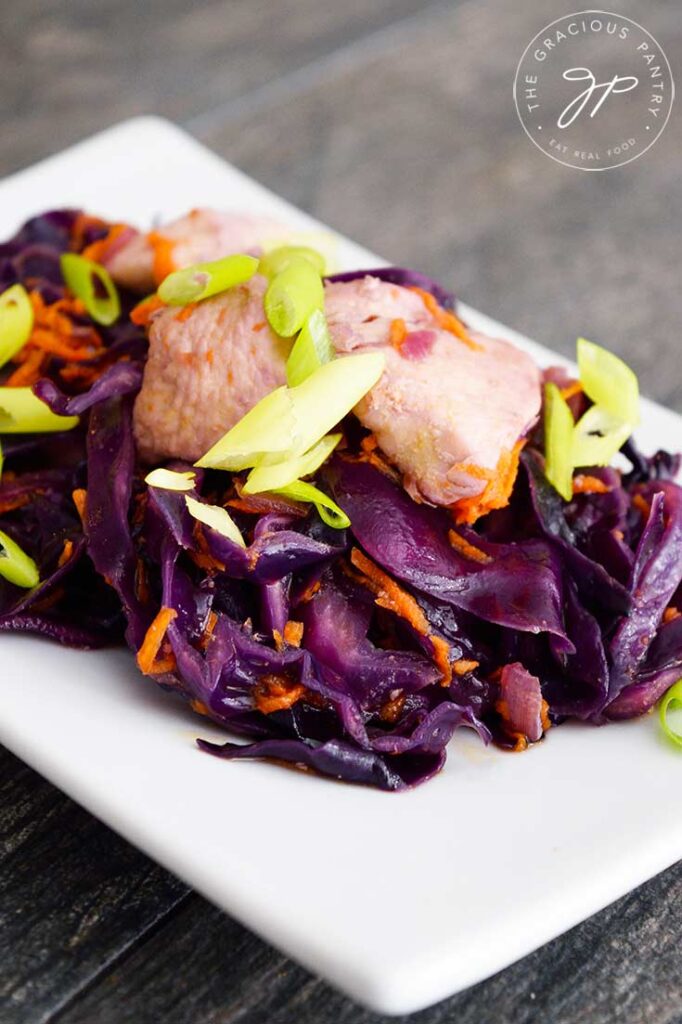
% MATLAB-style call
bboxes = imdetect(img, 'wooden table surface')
[1,1,681,1021]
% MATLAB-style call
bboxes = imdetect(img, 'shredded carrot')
[379,691,406,723]
[148,231,177,285]
[175,302,197,323]
[254,674,306,715]
[136,607,178,675]
[297,579,321,604]
[389,318,407,351]
[453,659,480,676]
[350,547,451,684]
[448,529,492,564]
[30,587,65,613]
[410,287,482,351]
[573,474,612,495]
[130,294,166,326]
[0,493,30,514]
[283,620,304,647]
[451,440,525,526]
[4,349,46,386]
[560,381,583,401]
[81,222,130,264]
[252,321,266,332]
[59,364,101,385]
[3,292,105,381]
[663,607,680,624]
[71,488,87,527]
[70,213,108,252]
[540,698,552,733]
[359,434,401,482]
[190,698,210,717]
[57,539,74,568]
[199,610,219,650]
[431,635,452,686]
[632,493,651,519]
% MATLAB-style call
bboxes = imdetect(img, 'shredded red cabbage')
[1,209,681,789]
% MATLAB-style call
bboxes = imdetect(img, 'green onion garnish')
[243,433,342,495]
[0,387,79,433]
[195,351,384,472]
[60,253,120,326]
[157,254,259,306]
[0,529,39,588]
[259,245,326,280]
[0,284,33,368]
[145,468,196,491]
[659,679,682,748]
[184,495,245,548]
[273,480,350,529]
[286,309,334,387]
[544,382,574,501]
[196,387,297,472]
[572,405,633,468]
[577,337,640,426]
[264,260,324,338]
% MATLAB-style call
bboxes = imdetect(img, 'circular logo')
[513,10,674,170]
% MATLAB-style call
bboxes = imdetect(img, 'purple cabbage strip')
[326,456,571,646]
[84,395,151,648]
[33,362,144,416]
[607,482,682,705]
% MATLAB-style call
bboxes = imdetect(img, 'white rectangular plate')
[1,118,680,1016]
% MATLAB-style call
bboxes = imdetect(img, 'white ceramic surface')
[0,118,680,1016]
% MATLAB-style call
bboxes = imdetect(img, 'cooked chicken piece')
[135,271,541,518]
[104,209,293,293]
[133,275,289,463]
[324,276,542,509]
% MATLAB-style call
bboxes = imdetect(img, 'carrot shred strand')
[137,607,178,675]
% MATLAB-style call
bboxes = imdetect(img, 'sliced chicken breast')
[324,276,542,508]
[103,210,293,293]
[134,272,541,519]
[133,275,289,463]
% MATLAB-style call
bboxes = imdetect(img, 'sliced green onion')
[60,253,120,326]
[0,388,79,433]
[273,480,350,529]
[286,309,334,387]
[544,383,574,501]
[145,468,196,491]
[184,495,245,548]
[0,284,33,368]
[577,337,640,426]
[195,351,384,472]
[243,433,341,495]
[157,254,258,306]
[264,260,324,338]
[572,405,633,467]
[196,387,297,471]
[659,679,682,748]
[262,230,338,272]
[0,529,39,588]
[259,245,326,280]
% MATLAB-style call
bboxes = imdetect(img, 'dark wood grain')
[0,748,188,1024]
[1,0,681,1021]
[53,862,682,1024]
